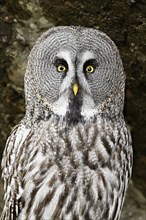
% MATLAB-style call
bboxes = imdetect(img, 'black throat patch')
[66,92,82,124]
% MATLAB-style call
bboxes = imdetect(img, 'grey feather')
[1,26,133,220]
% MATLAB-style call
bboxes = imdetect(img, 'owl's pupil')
[87,67,92,72]
[60,66,64,71]
[57,65,66,72]
[86,65,94,73]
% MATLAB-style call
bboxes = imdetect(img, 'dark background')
[0,0,146,218]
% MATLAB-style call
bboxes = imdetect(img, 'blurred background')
[0,0,146,219]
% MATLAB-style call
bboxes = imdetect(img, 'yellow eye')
[85,65,95,73]
[57,65,67,73]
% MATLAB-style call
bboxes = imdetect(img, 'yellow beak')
[73,83,79,96]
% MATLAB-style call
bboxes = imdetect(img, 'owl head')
[24,26,125,123]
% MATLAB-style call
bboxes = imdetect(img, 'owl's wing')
[1,123,30,220]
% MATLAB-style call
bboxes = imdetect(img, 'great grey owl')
[1,26,133,220]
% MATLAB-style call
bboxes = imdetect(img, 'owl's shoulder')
[2,123,30,174]
[1,122,31,220]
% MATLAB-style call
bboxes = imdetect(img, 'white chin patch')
[81,109,97,119]
[81,93,96,118]
[52,92,69,116]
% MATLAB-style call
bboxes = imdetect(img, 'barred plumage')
[1,26,133,220]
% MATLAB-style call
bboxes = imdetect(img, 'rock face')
[0,0,146,218]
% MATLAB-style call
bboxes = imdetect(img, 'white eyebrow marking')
[82,51,96,63]
[56,50,75,99]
